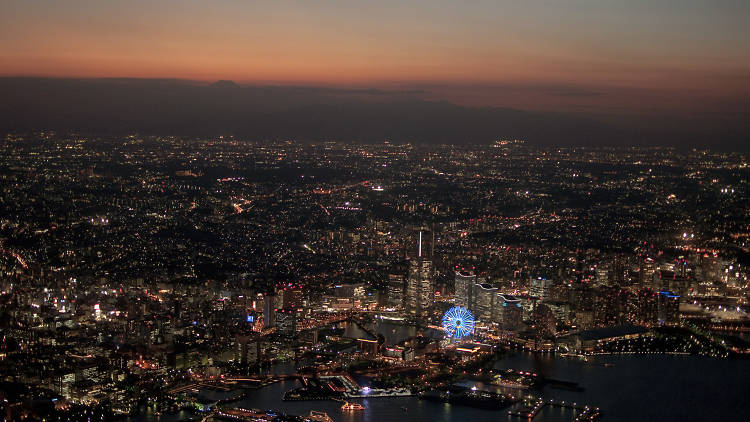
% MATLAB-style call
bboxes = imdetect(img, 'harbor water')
[133,321,750,421]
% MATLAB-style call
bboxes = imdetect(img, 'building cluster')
[0,133,748,418]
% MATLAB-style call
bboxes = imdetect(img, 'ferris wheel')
[441,306,475,339]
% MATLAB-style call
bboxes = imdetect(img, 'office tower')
[657,291,680,325]
[280,283,303,309]
[640,258,656,288]
[497,294,523,330]
[235,334,260,366]
[275,308,297,335]
[263,293,276,328]
[633,289,658,325]
[407,231,433,317]
[387,274,405,309]
[530,277,553,301]
[455,270,476,309]
[472,282,497,322]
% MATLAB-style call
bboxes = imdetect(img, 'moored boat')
[341,402,365,411]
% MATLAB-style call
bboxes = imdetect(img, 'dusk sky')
[1,0,749,118]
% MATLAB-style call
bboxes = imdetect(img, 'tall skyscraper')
[472,282,497,322]
[387,274,406,309]
[407,231,433,317]
[263,293,276,328]
[455,270,476,309]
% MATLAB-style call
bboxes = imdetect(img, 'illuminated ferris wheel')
[441,306,475,339]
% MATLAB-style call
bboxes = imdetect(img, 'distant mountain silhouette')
[0,77,745,148]
[209,80,240,89]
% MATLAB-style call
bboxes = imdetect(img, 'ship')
[341,402,366,411]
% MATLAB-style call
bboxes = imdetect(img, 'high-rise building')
[629,289,658,325]
[640,258,656,288]
[594,286,626,326]
[408,259,433,317]
[532,303,557,338]
[530,277,553,301]
[263,294,276,328]
[498,294,523,330]
[280,283,303,309]
[276,308,297,335]
[455,270,476,309]
[657,291,680,325]
[407,231,433,317]
[472,282,497,322]
[235,335,260,366]
[655,270,691,295]
[387,274,405,309]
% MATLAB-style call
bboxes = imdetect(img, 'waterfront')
[131,350,750,421]
[3,136,749,422]
[340,319,442,346]
[242,354,749,421]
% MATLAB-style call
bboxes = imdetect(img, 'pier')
[508,398,600,420]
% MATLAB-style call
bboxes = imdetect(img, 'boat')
[401,406,408,412]
[307,410,335,422]
[341,402,366,411]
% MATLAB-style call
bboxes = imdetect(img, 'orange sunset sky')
[2,0,749,116]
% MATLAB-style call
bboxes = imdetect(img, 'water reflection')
[339,320,442,346]
[238,353,750,422]
[130,323,750,422]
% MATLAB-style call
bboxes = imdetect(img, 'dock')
[508,398,601,420]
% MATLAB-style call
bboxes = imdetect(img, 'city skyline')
[1,2,749,421]
[0,137,747,421]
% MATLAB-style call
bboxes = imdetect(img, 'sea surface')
[132,321,750,421]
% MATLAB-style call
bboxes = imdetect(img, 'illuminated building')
[235,334,260,365]
[335,283,366,298]
[275,308,297,335]
[629,289,658,325]
[656,270,691,295]
[280,283,303,309]
[263,294,276,328]
[594,286,625,326]
[532,303,557,337]
[657,291,680,325]
[357,338,379,356]
[529,277,553,301]
[451,343,492,362]
[640,258,656,287]
[407,231,433,317]
[471,283,496,322]
[498,294,523,330]
[454,270,476,309]
[387,274,405,309]
[383,345,414,361]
